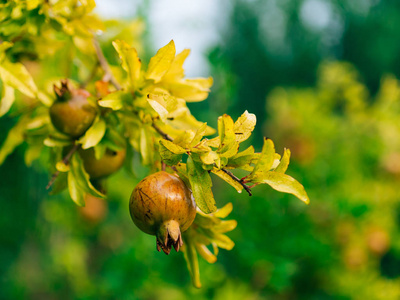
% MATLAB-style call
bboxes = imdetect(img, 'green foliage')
[265,61,400,299]
[0,0,308,291]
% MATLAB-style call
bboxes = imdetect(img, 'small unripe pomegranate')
[50,80,96,138]
[129,171,197,254]
[78,147,126,179]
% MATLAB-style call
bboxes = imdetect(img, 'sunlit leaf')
[70,154,106,199]
[68,171,85,207]
[217,114,239,158]
[211,169,243,193]
[98,90,125,110]
[167,77,213,102]
[0,59,37,98]
[182,234,201,288]
[226,146,255,170]
[159,139,185,165]
[256,171,310,204]
[140,127,154,165]
[44,135,73,147]
[199,150,218,165]
[0,115,29,165]
[186,156,216,214]
[163,49,190,81]
[147,94,168,122]
[195,243,217,264]
[146,40,176,82]
[190,122,208,148]
[0,84,14,117]
[159,139,186,154]
[78,117,106,149]
[233,110,256,143]
[275,148,291,173]
[213,220,238,233]
[213,202,233,218]
[112,39,141,89]
[198,227,235,250]
[248,138,275,181]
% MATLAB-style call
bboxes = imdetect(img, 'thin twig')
[152,122,253,196]
[152,122,173,141]
[92,37,122,91]
[221,168,252,196]
[46,143,80,190]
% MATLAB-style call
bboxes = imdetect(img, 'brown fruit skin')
[50,87,96,138]
[78,147,126,179]
[129,171,196,254]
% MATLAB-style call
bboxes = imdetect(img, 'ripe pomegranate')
[129,171,197,254]
[50,79,96,138]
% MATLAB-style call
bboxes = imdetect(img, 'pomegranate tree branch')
[92,37,122,91]
[152,122,173,141]
[46,143,80,190]
[152,123,253,196]
[221,168,252,196]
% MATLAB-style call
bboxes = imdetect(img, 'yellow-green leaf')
[112,40,141,89]
[147,94,168,122]
[163,49,190,81]
[275,148,291,173]
[159,139,185,165]
[0,115,28,164]
[0,59,37,98]
[182,234,201,288]
[214,220,238,233]
[78,117,106,149]
[0,84,14,117]
[0,42,13,54]
[159,139,186,154]
[146,40,176,82]
[214,202,233,218]
[70,154,105,199]
[195,243,217,264]
[217,114,239,158]
[248,138,275,181]
[187,156,216,214]
[140,127,154,165]
[211,168,243,193]
[68,171,85,207]
[167,78,212,102]
[98,91,124,110]
[199,150,218,165]
[226,146,255,169]
[198,227,235,250]
[257,171,310,204]
[190,122,208,148]
[233,110,256,143]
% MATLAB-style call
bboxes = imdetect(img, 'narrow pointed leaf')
[257,171,310,204]
[68,171,85,207]
[0,59,37,98]
[112,40,141,89]
[146,40,176,82]
[78,117,106,149]
[0,85,14,117]
[275,148,291,173]
[248,138,275,180]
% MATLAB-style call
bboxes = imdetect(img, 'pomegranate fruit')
[50,79,97,138]
[129,171,197,254]
[78,147,126,179]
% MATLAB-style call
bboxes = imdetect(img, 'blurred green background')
[2,0,400,299]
